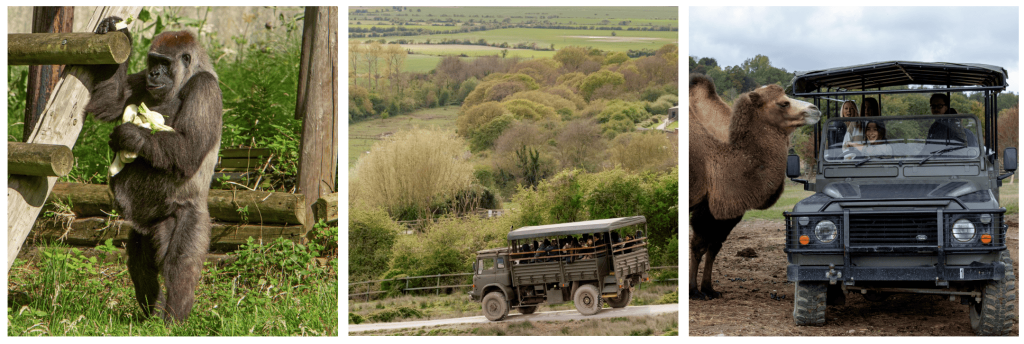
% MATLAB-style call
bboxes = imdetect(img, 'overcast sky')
[689,7,1020,94]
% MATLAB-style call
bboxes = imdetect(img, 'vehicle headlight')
[952,219,976,242]
[814,220,837,243]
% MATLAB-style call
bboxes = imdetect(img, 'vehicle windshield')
[822,115,982,163]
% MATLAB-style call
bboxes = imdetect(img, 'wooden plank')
[8,6,142,272]
[24,6,74,142]
[218,157,263,169]
[8,32,131,65]
[220,148,272,159]
[7,142,74,176]
[313,192,338,223]
[29,217,304,250]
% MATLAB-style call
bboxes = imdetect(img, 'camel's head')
[743,84,821,134]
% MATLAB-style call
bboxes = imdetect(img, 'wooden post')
[24,6,74,143]
[8,32,131,65]
[7,142,74,177]
[295,6,339,239]
[8,6,142,272]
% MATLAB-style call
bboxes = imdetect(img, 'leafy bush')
[348,207,401,280]
[220,237,325,289]
[350,128,474,220]
[609,131,676,172]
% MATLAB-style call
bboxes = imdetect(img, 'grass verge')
[7,239,337,336]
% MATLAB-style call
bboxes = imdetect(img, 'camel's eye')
[779,101,790,108]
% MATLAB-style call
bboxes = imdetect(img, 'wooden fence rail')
[348,266,678,302]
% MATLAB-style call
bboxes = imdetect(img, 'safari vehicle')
[469,216,652,321]
[784,61,1017,335]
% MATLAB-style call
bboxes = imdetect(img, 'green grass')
[742,183,815,221]
[349,6,678,25]
[1000,181,1018,215]
[348,107,461,166]
[666,121,678,130]
[386,28,677,52]
[7,240,337,336]
[402,54,446,73]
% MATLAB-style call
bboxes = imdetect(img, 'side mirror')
[787,154,801,178]
[1004,147,1017,172]
[472,261,477,273]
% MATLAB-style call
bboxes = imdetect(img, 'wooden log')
[208,189,306,225]
[295,6,339,237]
[8,32,131,65]
[313,193,338,224]
[9,6,142,273]
[43,183,306,225]
[221,148,273,159]
[218,157,264,169]
[7,142,74,177]
[29,217,304,251]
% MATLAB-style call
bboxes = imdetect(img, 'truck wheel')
[574,284,602,316]
[605,288,632,308]
[969,250,1016,336]
[518,305,539,314]
[482,291,509,321]
[793,281,827,326]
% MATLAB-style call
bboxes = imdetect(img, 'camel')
[688,74,820,300]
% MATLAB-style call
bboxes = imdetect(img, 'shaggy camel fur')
[688,74,820,300]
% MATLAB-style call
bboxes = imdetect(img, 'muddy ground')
[688,215,1019,336]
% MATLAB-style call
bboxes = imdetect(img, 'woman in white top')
[839,100,864,152]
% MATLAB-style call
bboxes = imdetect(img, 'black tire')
[605,288,632,308]
[969,251,1016,336]
[573,284,602,316]
[518,305,539,314]
[482,291,509,321]
[793,281,827,326]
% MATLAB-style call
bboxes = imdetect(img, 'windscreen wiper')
[917,146,967,165]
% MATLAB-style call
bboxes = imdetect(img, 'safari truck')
[784,61,1016,335]
[469,216,652,321]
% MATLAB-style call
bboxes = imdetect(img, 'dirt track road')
[689,216,1019,336]
[349,304,679,333]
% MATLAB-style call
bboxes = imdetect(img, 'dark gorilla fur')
[83,17,222,323]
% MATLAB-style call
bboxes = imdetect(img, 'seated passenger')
[829,100,858,149]
[926,93,971,145]
[861,121,894,156]
[562,237,574,263]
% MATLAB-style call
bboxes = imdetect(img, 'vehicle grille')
[849,214,937,246]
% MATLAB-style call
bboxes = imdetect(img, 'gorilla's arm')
[84,16,137,122]
[109,72,222,180]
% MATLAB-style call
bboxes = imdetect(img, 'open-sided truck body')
[469,216,652,321]
[784,61,1017,335]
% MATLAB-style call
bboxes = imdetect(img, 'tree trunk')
[295,6,339,239]
[8,6,142,273]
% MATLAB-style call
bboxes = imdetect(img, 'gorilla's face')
[145,52,178,99]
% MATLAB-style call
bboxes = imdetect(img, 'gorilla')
[83,17,222,323]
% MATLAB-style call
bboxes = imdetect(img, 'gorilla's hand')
[109,123,148,155]
[96,16,133,46]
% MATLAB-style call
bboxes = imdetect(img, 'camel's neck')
[726,117,790,174]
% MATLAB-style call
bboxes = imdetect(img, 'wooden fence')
[348,265,678,302]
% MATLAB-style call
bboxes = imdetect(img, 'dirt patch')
[689,216,1020,336]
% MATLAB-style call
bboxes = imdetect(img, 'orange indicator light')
[799,235,810,245]
[981,234,992,244]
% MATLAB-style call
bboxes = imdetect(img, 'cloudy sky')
[689,7,1020,94]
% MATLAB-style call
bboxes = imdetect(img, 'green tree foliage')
[457,101,506,139]
[553,46,589,72]
[349,84,375,122]
[604,52,629,65]
[646,94,678,115]
[350,128,475,220]
[580,70,625,101]
[506,89,581,117]
[609,131,676,172]
[461,73,540,109]
[594,100,649,138]
[469,113,516,152]
[502,99,557,121]
[348,207,402,280]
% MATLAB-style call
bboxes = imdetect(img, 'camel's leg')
[697,214,742,300]
[689,230,709,300]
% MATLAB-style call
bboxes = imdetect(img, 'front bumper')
[788,261,1006,283]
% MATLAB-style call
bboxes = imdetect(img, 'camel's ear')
[748,92,763,106]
